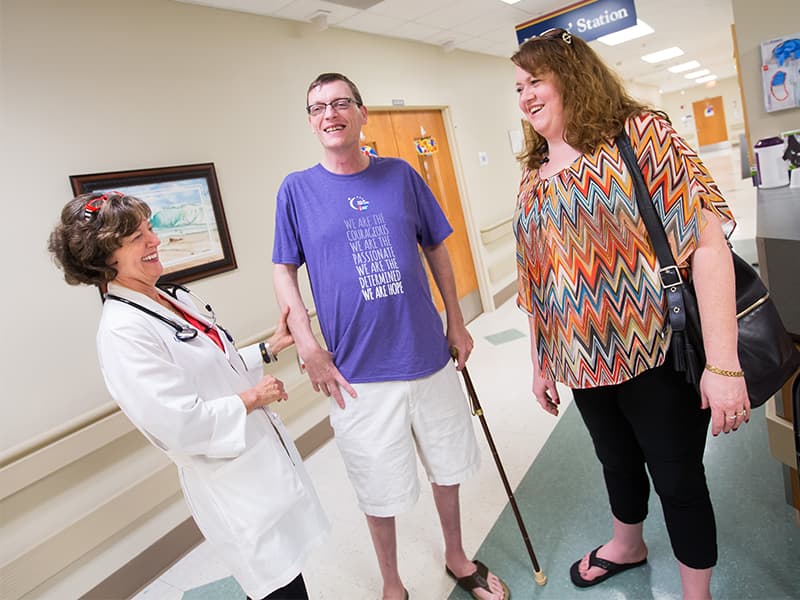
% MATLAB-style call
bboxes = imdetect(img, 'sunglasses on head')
[83,192,123,221]
[533,28,573,45]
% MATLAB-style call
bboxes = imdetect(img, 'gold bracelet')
[705,363,744,377]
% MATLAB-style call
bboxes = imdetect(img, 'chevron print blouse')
[514,112,735,389]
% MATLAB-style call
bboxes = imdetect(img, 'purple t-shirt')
[272,157,452,383]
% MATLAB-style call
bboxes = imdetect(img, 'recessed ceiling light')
[499,0,522,4]
[695,74,718,83]
[668,60,701,73]
[596,20,654,46]
[685,69,711,79]
[641,47,684,63]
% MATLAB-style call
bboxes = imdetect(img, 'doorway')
[692,96,729,149]
[361,109,482,322]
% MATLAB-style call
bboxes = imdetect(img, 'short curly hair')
[511,29,663,170]
[48,192,152,286]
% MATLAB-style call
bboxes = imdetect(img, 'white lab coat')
[97,282,329,598]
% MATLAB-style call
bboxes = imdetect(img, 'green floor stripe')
[485,328,526,346]
[182,576,244,600]
[450,402,800,599]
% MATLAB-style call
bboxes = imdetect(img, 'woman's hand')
[700,369,749,436]
[267,306,293,355]
[533,373,560,416]
[239,375,288,413]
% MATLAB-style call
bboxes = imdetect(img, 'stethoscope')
[105,283,232,343]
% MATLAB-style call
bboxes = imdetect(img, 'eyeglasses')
[306,97,362,117]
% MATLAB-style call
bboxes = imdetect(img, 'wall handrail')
[479,215,513,236]
[480,216,514,246]
[0,313,322,495]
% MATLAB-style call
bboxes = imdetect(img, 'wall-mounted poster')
[760,34,800,113]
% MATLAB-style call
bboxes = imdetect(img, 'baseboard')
[492,279,517,309]
[80,517,203,600]
[81,416,335,599]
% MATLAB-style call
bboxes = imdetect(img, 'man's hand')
[447,324,474,370]
[301,346,357,409]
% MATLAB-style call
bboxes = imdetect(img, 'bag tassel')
[684,339,703,387]
[671,330,687,372]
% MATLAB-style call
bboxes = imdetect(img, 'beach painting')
[70,163,237,284]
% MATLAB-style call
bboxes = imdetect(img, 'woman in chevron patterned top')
[511,29,747,599]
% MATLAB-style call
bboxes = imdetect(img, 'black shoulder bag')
[616,131,799,407]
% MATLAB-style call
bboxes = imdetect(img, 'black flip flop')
[570,546,647,588]
[446,560,510,599]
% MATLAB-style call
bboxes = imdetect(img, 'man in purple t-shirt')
[272,73,509,600]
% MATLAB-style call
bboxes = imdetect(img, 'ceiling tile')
[457,37,498,54]
[367,0,451,21]
[272,0,360,24]
[175,0,293,16]
[419,0,499,29]
[338,11,405,35]
[174,0,739,94]
[385,21,443,42]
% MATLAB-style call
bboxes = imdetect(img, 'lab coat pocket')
[185,432,306,545]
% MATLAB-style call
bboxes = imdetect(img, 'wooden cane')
[451,347,547,585]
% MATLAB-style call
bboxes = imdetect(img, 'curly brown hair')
[511,29,665,170]
[48,192,152,286]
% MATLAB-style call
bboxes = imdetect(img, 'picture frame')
[70,163,237,285]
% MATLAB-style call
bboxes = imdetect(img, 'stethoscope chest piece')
[105,283,220,343]
[175,327,199,342]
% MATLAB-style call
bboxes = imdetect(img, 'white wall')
[1,0,525,454]
[1,1,533,596]
[660,76,747,148]
[731,0,800,144]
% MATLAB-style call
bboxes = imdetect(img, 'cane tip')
[534,570,547,586]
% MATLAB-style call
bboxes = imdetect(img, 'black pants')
[248,573,308,600]
[572,362,717,569]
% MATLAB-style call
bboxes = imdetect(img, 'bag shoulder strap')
[615,131,677,270]
[615,130,687,332]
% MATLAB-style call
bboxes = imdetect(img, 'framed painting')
[70,163,237,284]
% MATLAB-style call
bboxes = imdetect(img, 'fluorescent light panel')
[685,69,710,79]
[641,46,684,63]
[668,60,701,73]
[596,19,654,46]
[695,74,718,83]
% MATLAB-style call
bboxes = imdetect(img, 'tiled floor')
[132,145,798,600]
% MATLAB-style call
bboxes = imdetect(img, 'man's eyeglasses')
[306,97,362,117]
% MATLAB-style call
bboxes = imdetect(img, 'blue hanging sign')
[516,0,637,45]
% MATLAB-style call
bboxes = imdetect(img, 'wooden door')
[362,109,480,319]
[692,96,728,147]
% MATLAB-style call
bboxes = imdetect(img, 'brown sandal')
[446,560,510,599]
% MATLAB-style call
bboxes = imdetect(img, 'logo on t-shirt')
[348,195,370,211]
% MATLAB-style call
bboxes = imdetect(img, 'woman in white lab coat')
[48,192,329,600]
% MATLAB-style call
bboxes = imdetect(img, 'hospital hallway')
[132,145,800,600]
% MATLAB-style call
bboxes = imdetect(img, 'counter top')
[757,185,800,241]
